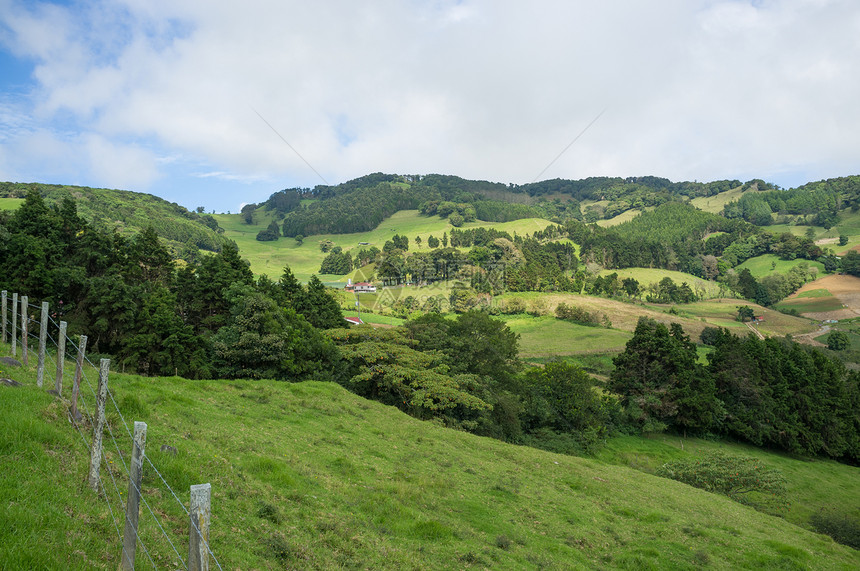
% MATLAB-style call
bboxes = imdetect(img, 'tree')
[427,235,440,248]
[610,318,721,433]
[414,235,422,248]
[521,361,607,445]
[296,275,344,329]
[211,286,342,381]
[839,235,849,246]
[295,234,304,245]
[319,239,335,253]
[736,305,755,322]
[827,330,850,351]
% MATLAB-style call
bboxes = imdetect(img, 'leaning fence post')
[11,293,18,357]
[37,301,48,388]
[70,335,88,421]
[1,290,6,344]
[20,295,28,366]
[120,421,147,571]
[55,321,67,395]
[189,483,212,571]
[87,358,109,492]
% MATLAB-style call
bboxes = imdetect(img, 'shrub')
[810,509,860,549]
[826,330,850,351]
[656,452,788,512]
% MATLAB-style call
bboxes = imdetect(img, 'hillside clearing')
[783,274,860,321]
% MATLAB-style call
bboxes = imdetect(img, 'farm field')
[779,274,860,321]
[216,210,555,281]
[735,254,826,279]
[493,292,816,341]
[2,346,857,570]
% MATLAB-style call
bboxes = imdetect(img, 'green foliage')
[657,452,789,512]
[610,318,722,434]
[554,302,600,326]
[255,221,281,241]
[520,361,609,453]
[211,286,342,382]
[826,330,850,351]
[282,183,423,236]
[319,249,353,275]
[736,305,755,322]
[810,509,860,550]
[0,182,227,252]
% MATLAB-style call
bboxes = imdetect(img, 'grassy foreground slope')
[1,346,858,569]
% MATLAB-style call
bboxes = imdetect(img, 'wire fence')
[1,291,222,570]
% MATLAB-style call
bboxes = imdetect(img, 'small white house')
[353,282,376,293]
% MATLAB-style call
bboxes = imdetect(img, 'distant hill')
[0,181,227,254]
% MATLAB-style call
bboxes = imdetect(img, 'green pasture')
[216,210,555,281]
[1,340,858,569]
[597,267,723,298]
[503,314,632,358]
[689,185,746,213]
[595,208,643,227]
[735,254,826,279]
[0,197,24,211]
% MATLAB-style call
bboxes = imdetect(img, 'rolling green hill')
[0,182,227,254]
[216,209,555,281]
[2,347,858,570]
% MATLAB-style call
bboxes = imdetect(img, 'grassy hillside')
[215,210,555,281]
[736,254,826,279]
[597,267,723,299]
[0,183,227,254]
[689,185,748,213]
[496,292,816,343]
[2,343,858,570]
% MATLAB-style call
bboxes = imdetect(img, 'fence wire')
[2,294,224,569]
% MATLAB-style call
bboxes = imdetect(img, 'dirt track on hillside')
[793,274,860,321]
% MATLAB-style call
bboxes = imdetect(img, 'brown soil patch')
[791,274,860,320]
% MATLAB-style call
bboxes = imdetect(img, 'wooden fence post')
[56,321,67,395]
[20,295,28,366]
[120,421,147,571]
[188,483,212,571]
[11,293,17,357]
[1,290,6,344]
[37,301,48,388]
[88,358,109,491]
[70,335,87,422]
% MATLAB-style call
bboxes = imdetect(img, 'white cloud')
[0,0,858,203]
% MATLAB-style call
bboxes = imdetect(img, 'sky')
[1,0,859,213]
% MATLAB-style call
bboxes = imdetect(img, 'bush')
[555,302,599,325]
[656,452,788,512]
[810,509,860,549]
[826,330,850,351]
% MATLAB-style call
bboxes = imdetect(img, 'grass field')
[595,208,643,227]
[2,342,858,569]
[503,315,632,358]
[0,197,24,211]
[494,292,816,342]
[689,186,746,213]
[216,210,555,281]
[735,254,826,279]
[597,267,723,298]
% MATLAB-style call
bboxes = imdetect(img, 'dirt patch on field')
[791,274,860,320]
